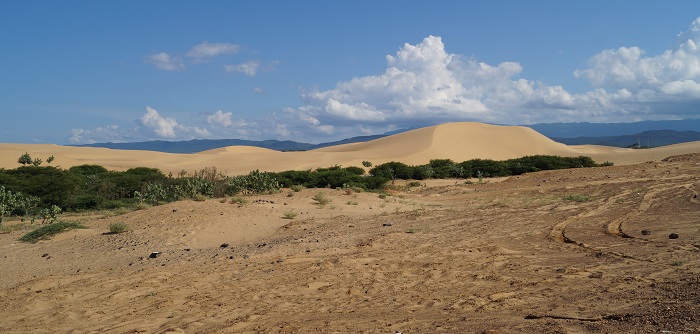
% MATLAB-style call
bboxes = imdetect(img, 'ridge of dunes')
[1,122,700,175]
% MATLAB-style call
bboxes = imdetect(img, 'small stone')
[382,223,392,227]
[641,230,651,235]
[669,233,679,239]
[41,253,49,257]
[589,272,603,279]
[149,252,161,259]
[220,243,229,248]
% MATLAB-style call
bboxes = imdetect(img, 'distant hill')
[75,119,700,153]
[77,139,314,153]
[76,129,411,153]
[526,119,700,138]
[551,130,700,148]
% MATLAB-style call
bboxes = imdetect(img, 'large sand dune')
[1,122,700,174]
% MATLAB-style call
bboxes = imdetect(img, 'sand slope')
[1,122,700,175]
[1,154,699,332]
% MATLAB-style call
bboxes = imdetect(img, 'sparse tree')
[362,161,372,168]
[17,153,32,166]
[47,155,55,164]
[31,158,42,166]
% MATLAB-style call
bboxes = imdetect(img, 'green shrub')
[282,211,298,219]
[313,192,332,206]
[226,170,280,195]
[19,222,87,243]
[108,222,129,234]
[290,184,305,192]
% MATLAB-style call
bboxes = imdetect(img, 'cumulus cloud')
[574,17,700,101]
[224,60,261,76]
[146,52,185,71]
[283,35,582,138]
[69,125,126,144]
[206,110,234,127]
[187,41,241,62]
[139,106,210,138]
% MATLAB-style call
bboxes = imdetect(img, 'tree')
[0,186,17,223]
[362,161,372,168]
[17,153,32,166]
[47,155,55,164]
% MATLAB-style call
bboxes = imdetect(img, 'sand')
[3,122,700,176]
[0,122,699,332]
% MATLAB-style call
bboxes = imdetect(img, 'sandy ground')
[1,151,699,332]
[3,122,700,175]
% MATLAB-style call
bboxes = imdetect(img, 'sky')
[2,1,700,145]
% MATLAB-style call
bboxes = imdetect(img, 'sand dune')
[1,122,700,175]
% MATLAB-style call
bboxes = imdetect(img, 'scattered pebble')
[382,223,392,227]
[641,230,651,235]
[220,243,229,248]
[669,233,679,239]
[149,252,161,259]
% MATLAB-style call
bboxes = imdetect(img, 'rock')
[41,253,49,257]
[382,223,392,227]
[669,233,679,239]
[149,252,161,259]
[589,272,603,279]
[641,230,651,235]
[220,243,229,248]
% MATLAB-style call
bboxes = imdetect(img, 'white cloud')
[140,106,179,138]
[574,17,700,101]
[253,87,265,94]
[187,41,241,62]
[283,35,584,138]
[69,125,126,144]
[206,110,234,127]
[139,107,211,139]
[224,60,261,76]
[146,52,185,71]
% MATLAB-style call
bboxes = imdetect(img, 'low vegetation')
[19,222,87,243]
[108,222,129,234]
[0,154,611,223]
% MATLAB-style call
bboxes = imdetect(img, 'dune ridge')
[1,122,700,175]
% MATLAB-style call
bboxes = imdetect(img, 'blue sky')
[2,1,700,144]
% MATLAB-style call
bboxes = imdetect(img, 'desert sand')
[0,122,699,333]
[3,123,700,175]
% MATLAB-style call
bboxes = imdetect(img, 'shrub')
[563,195,592,202]
[282,211,298,219]
[290,184,305,192]
[226,170,280,195]
[19,222,87,243]
[229,196,248,205]
[108,222,129,234]
[313,192,332,206]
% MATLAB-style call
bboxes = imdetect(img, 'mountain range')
[75,118,700,153]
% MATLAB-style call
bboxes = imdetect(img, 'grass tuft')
[282,211,298,219]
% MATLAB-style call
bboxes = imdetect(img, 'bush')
[108,222,129,234]
[226,170,280,195]
[313,192,332,206]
